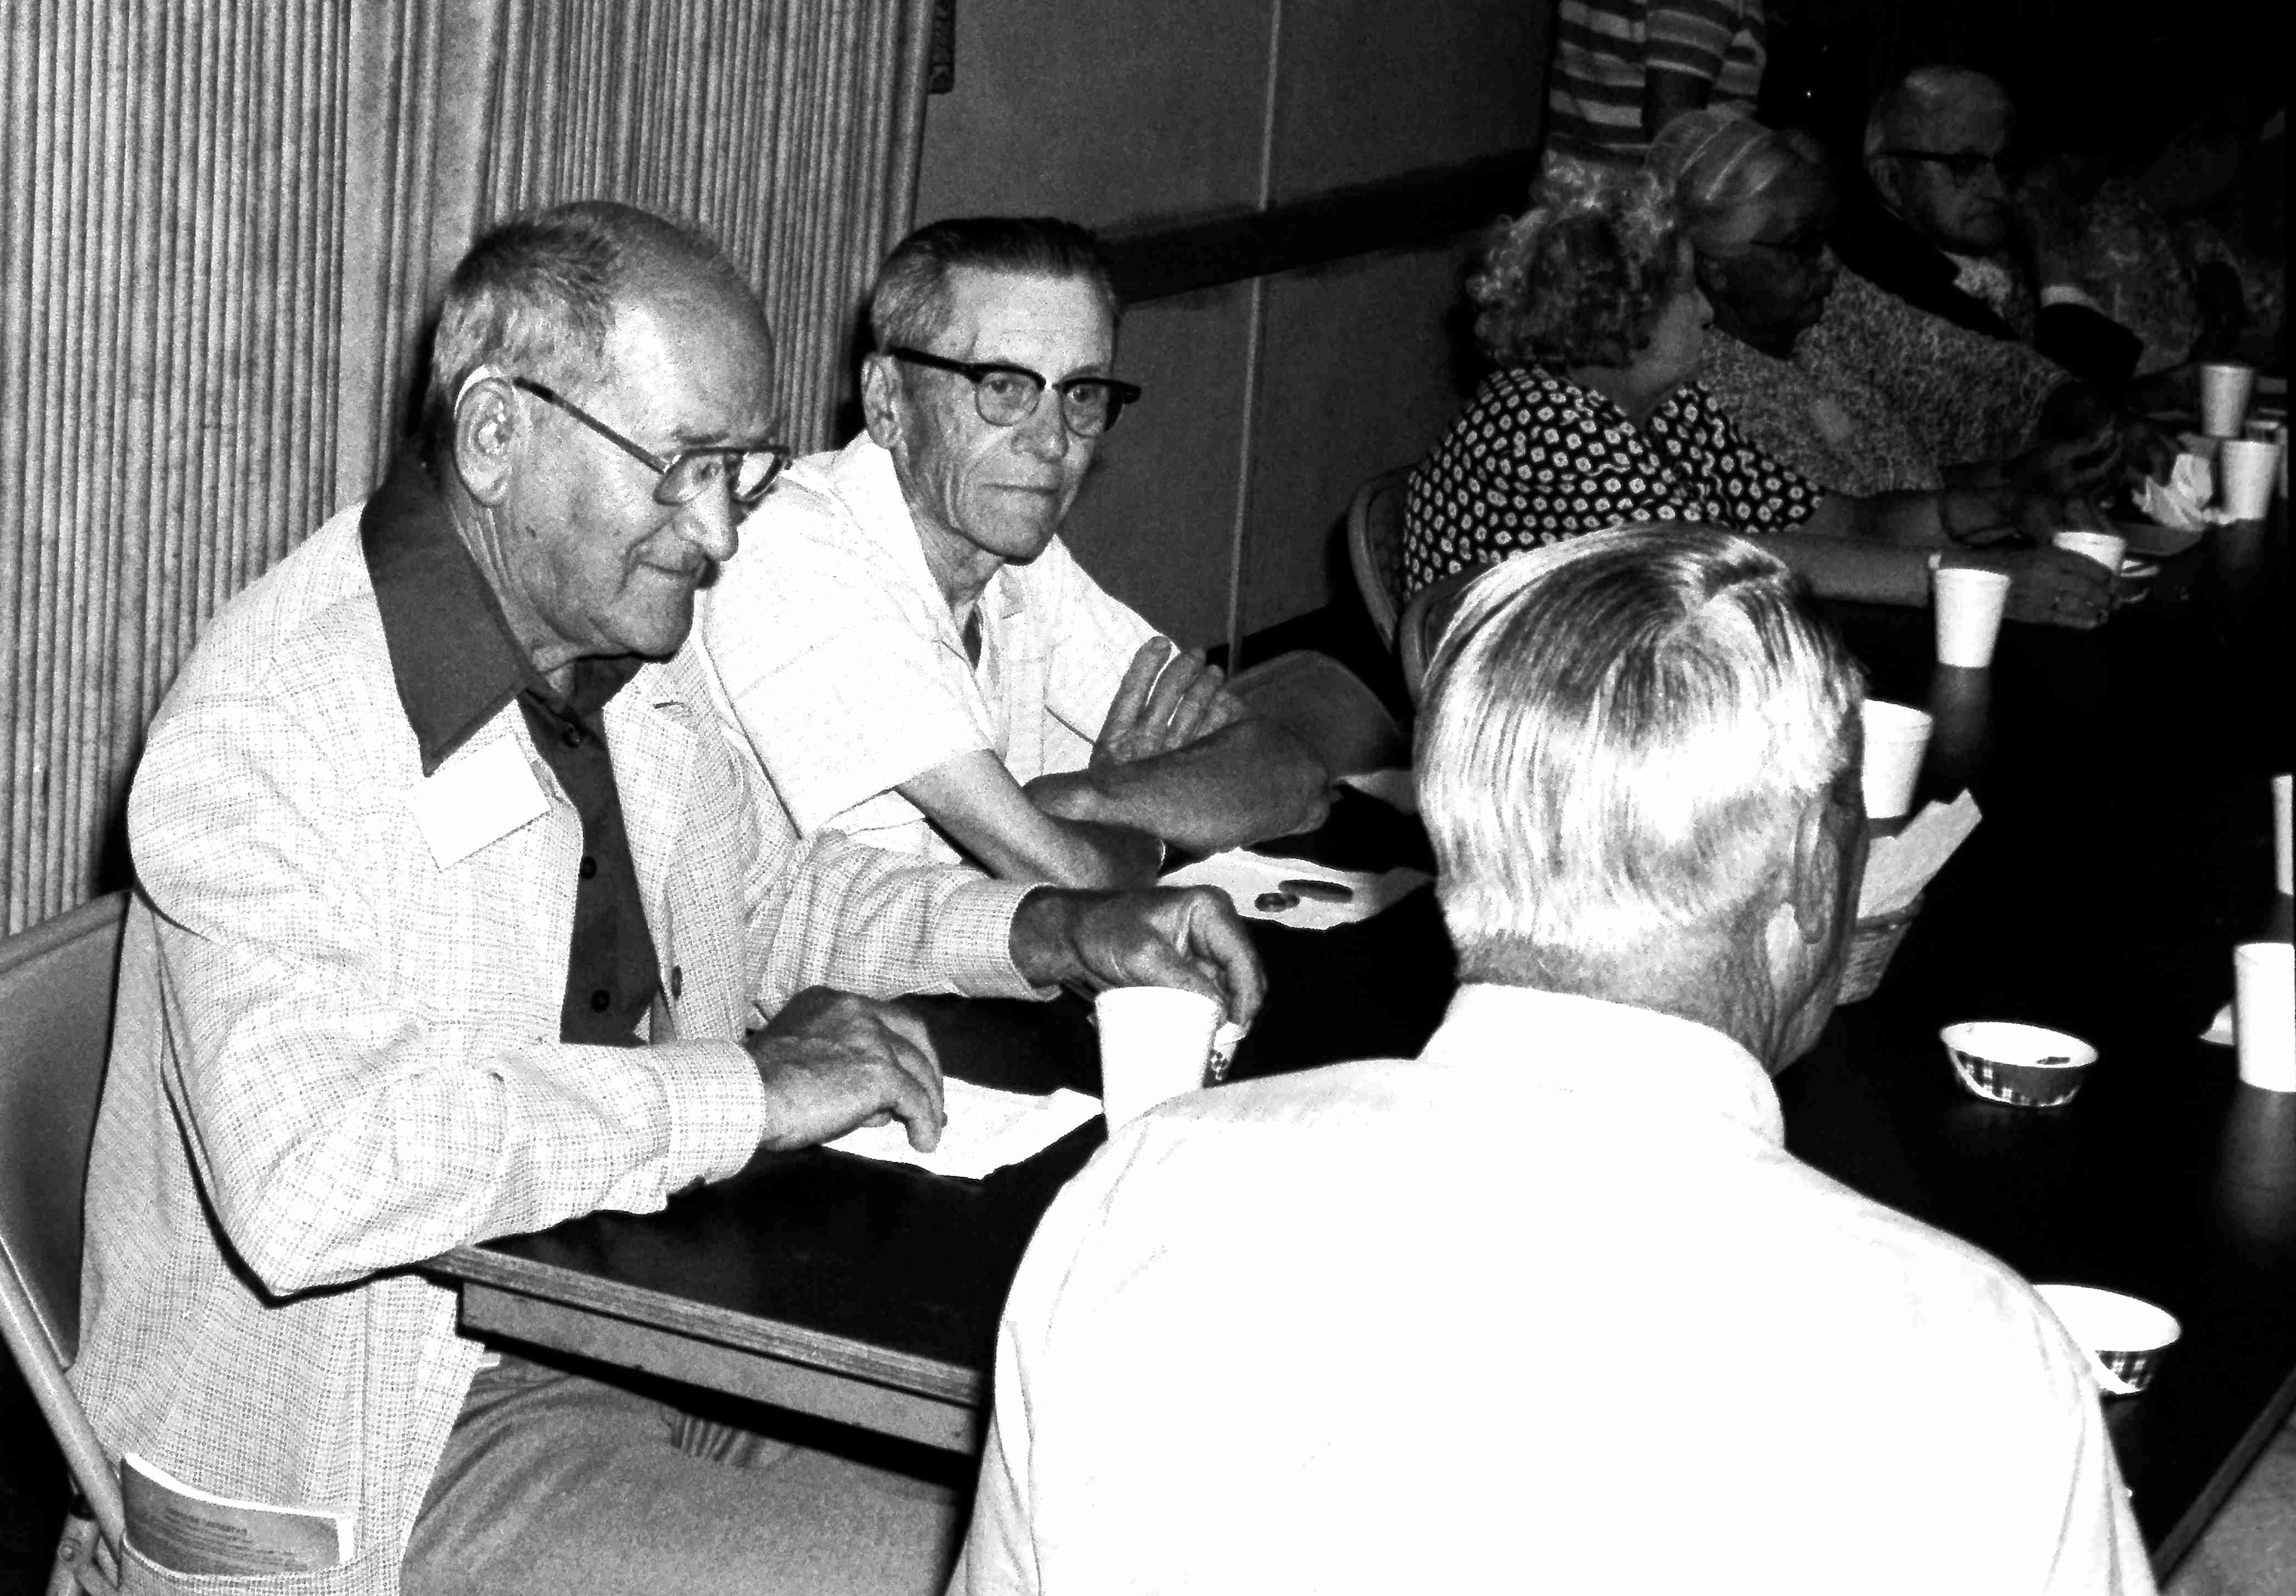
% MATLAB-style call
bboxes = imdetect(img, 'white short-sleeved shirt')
[695,435,1161,862]
[954,983,2154,1596]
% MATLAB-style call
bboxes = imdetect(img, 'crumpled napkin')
[2139,452,2226,529]
[1161,850,1432,929]
[2202,1004,2235,1046]
[827,1077,1100,1179]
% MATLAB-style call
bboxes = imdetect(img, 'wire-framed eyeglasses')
[513,379,787,509]
[889,347,1141,436]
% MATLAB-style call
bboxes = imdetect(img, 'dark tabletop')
[446,511,2291,1570]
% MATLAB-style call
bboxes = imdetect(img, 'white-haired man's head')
[1864,66,2016,256]
[1417,527,1868,1068]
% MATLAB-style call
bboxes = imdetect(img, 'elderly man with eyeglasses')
[1832,66,2145,392]
[73,199,1263,1596]
[694,216,1332,891]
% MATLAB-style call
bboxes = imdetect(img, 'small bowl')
[1940,1021,2097,1107]
[2035,1284,2181,1394]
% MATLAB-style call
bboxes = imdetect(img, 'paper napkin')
[827,1077,1100,1179]
[2139,452,2224,530]
[1161,850,1433,929]
[1857,792,1982,920]
[2201,1003,2235,1046]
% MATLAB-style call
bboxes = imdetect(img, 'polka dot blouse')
[1403,365,1823,598]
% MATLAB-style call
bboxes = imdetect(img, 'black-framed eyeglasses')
[512,379,787,509]
[1878,148,2012,182]
[889,347,1141,436]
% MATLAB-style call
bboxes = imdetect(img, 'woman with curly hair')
[1402,159,2113,631]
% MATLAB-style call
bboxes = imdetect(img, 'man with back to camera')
[693,215,1332,890]
[69,199,1261,1596]
[950,525,2152,1594]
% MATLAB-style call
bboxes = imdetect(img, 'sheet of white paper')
[1160,850,1433,929]
[1857,791,1982,920]
[827,1078,1100,1179]
[1337,767,1418,814]
[2201,1002,2235,1046]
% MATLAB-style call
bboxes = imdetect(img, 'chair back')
[0,891,127,1364]
[1346,467,1412,649]
[1227,650,1407,778]
[1397,569,1479,710]
[0,890,132,1556]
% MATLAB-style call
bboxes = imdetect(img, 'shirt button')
[590,989,611,1012]
[562,725,585,749]
[579,856,598,880]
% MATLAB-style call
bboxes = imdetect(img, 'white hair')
[1416,527,1863,986]
[1864,66,2011,162]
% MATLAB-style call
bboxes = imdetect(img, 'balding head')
[423,201,767,466]
[1864,68,2016,255]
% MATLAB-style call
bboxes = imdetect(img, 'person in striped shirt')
[1545,0,1767,167]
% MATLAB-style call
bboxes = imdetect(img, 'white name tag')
[407,734,549,869]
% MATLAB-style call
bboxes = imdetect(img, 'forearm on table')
[1759,530,1938,608]
[1028,717,1333,854]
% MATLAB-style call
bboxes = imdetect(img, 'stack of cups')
[2234,775,2296,1094]
[1096,987,1221,1130]
[2234,942,2295,1093]
[1861,700,1934,822]
[2201,362,2256,439]
[2220,436,2283,522]
[1933,566,2012,668]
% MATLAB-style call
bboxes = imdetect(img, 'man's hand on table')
[1009,884,1266,1031]
[746,988,947,1153]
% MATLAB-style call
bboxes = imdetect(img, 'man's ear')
[453,373,522,507]
[1785,785,1848,949]
[859,355,906,451]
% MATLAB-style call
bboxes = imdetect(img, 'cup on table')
[2233,941,2296,1094]
[2218,438,2282,520]
[2034,1284,2181,1396]
[1860,700,1933,821]
[1095,987,1221,1129]
[1932,567,2012,668]
[2273,774,2292,896]
[2049,529,2127,574]
[2200,362,2256,437]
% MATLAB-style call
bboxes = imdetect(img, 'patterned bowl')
[1940,1021,2097,1109]
[2036,1284,2181,1395]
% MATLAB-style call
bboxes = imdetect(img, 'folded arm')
[1023,639,1333,857]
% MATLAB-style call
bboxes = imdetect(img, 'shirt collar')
[361,452,641,774]
[1419,983,1785,1145]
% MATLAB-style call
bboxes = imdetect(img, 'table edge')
[426,1244,985,1407]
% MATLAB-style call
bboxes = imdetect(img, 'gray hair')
[1646,109,1815,250]
[1864,66,2012,161]
[1469,158,1683,372]
[868,215,1121,353]
[422,200,751,463]
[1416,527,1862,985]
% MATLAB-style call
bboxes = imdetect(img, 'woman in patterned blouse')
[1650,109,2133,500]
[1402,159,2114,633]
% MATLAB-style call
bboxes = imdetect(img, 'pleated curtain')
[0,0,936,932]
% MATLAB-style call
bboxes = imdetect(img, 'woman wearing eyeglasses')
[1650,110,2133,502]
[1400,158,2115,633]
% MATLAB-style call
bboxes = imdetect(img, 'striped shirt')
[1546,0,1766,165]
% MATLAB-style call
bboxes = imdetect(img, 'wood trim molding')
[1101,146,1541,304]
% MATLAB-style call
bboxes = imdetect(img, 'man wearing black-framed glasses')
[1834,66,2143,390]
[697,216,1332,890]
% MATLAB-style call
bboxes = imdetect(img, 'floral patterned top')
[1693,269,2065,497]
[1403,365,1822,598]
